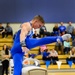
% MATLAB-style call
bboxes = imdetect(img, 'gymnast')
[11,15,71,75]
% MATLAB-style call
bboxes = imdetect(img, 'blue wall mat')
[0,0,75,23]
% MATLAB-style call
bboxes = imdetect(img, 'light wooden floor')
[48,72,75,75]
[4,72,75,75]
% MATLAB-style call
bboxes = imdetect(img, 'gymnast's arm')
[20,23,32,52]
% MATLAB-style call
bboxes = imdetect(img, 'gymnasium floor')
[48,69,75,75]
[48,72,75,75]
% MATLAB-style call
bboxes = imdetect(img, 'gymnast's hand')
[22,47,29,53]
[20,40,29,53]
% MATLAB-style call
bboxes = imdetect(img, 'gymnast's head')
[31,15,45,29]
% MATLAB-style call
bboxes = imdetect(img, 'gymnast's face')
[32,20,44,29]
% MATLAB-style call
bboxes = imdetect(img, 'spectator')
[0,23,5,38]
[50,49,59,64]
[66,47,75,64]
[63,39,71,54]
[39,24,46,37]
[0,44,10,75]
[38,45,47,55]
[58,22,66,35]
[66,22,74,35]
[42,49,51,61]
[28,53,36,58]
[33,30,40,38]
[5,23,13,37]
[55,39,63,54]
[72,38,75,47]
[39,25,50,37]
[72,27,75,40]
[53,24,59,36]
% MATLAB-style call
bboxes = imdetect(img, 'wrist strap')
[20,41,26,47]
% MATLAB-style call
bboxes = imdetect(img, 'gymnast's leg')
[13,53,24,75]
[26,36,63,49]
[26,34,71,49]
